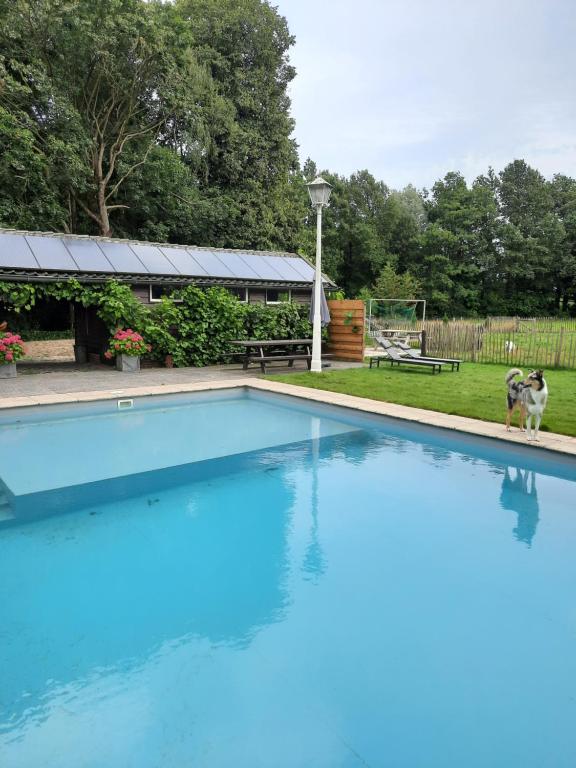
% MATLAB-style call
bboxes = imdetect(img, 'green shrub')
[0,279,316,368]
[243,302,312,341]
[14,330,74,341]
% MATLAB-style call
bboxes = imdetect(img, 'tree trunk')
[97,182,111,237]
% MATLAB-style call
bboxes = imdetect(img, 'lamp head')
[306,176,333,207]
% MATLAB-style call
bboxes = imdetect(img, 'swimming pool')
[1,389,575,767]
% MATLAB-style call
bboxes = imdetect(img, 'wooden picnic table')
[230,339,331,373]
[379,329,421,340]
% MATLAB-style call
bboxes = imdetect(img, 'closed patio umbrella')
[308,275,331,327]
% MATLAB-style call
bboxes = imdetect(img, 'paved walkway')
[0,360,362,398]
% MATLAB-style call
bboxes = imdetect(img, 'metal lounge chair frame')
[390,341,462,371]
[369,343,444,374]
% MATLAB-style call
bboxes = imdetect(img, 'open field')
[270,362,576,437]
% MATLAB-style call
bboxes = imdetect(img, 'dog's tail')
[505,368,523,384]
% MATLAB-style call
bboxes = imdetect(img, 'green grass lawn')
[270,363,576,437]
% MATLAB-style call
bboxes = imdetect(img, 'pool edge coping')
[1,377,575,458]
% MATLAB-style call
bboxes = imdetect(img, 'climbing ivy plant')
[0,279,314,367]
[0,279,145,329]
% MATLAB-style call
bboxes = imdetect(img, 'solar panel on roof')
[189,250,234,278]
[213,252,261,280]
[63,239,113,272]
[99,242,147,273]
[281,256,315,280]
[238,254,283,280]
[0,231,320,284]
[130,244,178,275]
[159,247,208,277]
[0,233,39,269]
[263,256,307,282]
[26,235,77,271]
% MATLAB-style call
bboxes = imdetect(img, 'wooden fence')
[327,300,365,362]
[423,319,576,368]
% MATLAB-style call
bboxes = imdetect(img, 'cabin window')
[149,285,182,303]
[266,289,291,304]
[227,287,248,302]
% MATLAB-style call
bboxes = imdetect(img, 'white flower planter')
[0,362,17,378]
[116,354,141,373]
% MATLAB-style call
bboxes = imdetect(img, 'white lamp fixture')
[306,176,332,373]
[307,176,333,207]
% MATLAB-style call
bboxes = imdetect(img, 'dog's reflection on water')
[499,467,540,547]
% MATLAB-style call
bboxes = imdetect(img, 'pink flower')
[104,350,113,360]
[5,352,13,362]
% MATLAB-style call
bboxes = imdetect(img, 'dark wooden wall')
[130,284,312,306]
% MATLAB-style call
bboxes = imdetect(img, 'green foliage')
[139,290,312,366]
[0,279,315,367]
[14,330,74,341]
[370,264,421,300]
[243,302,311,341]
[298,160,576,317]
[1,3,575,318]
[0,0,299,248]
[0,279,145,330]
[161,286,247,366]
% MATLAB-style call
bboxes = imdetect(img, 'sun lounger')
[399,347,462,371]
[369,345,444,374]
[381,336,461,371]
[376,336,394,350]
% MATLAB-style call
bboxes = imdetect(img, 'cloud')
[278,0,576,187]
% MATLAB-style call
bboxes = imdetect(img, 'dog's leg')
[534,413,542,441]
[506,407,512,431]
[526,414,533,441]
[519,404,526,432]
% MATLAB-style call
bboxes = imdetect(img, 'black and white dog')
[505,368,548,440]
[506,368,526,432]
[522,370,548,441]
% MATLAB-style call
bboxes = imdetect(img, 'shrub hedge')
[143,287,313,366]
[0,280,314,367]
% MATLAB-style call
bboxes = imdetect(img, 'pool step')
[0,492,14,522]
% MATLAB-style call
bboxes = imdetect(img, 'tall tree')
[0,0,221,235]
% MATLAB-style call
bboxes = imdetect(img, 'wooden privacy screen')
[326,300,365,361]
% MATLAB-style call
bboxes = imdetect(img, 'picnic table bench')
[230,339,332,373]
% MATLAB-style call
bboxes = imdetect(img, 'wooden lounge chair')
[369,345,444,374]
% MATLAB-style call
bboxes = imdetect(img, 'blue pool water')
[0,390,575,767]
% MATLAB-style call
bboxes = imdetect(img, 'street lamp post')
[306,176,332,372]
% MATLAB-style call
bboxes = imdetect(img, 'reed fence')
[366,312,576,368]
[423,319,576,369]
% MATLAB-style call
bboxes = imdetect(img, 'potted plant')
[104,328,150,372]
[0,332,26,378]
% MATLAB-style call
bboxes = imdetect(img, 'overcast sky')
[276,0,576,190]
